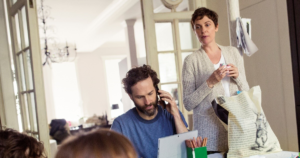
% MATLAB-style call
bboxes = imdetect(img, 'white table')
[207,151,298,158]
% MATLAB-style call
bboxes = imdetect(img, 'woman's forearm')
[183,80,213,111]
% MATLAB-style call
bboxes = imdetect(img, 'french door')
[141,0,205,127]
[287,0,300,151]
[5,0,50,155]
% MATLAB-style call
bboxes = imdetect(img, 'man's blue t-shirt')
[111,105,188,158]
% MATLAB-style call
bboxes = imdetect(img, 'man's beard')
[134,96,158,117]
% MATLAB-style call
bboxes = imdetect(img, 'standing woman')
[182,7,249,152]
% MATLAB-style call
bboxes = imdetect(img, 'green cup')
[186,147,207,158]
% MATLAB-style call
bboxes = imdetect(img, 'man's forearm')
[173,115,188,134]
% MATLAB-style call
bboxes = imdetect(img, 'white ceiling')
[37,0,142,52]
[37,0,189,53]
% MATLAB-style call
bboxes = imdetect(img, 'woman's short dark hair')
[122,65,160,94]
[0,128,46,158]
[191,7,219,29]
[55,129,137,158]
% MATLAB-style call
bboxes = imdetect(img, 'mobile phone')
[155,85,166,109]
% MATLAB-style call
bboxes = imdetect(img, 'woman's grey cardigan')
[182,45,250,151]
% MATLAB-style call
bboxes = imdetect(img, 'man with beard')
[111,65,188,158]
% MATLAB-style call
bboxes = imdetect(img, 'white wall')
[119,57,134,113]
[207,0,298,151]
[43,66,56,123]
[75,42,130,120]
[240,0,297,151]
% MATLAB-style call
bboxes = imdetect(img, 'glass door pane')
[158,53,177,83]
[29,92,38,131]
[14,13,22,52]
[161,84,179,107]
[176,0,190,12]
[18,53,26,91]
[22,93,30,130]
[25,50,33,90]
[152,0,171,13]
[155,23,174,51]
[179,22,193,50]
[21,7,29,48]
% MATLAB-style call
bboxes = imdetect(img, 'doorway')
[287,0,300,150]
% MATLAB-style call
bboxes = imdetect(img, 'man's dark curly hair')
[191,7,218,30]
[0,128,46,158]
[122,65,160,94]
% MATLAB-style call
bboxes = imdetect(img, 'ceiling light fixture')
[38,0,77,66]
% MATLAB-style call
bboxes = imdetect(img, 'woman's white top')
[213,53,231,97]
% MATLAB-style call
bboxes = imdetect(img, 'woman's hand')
[227,63,239,79]
[206,65,227,88]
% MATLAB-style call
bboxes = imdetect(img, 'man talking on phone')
[111,64,188,158]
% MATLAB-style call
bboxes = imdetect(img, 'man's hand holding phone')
[158,89,180,118]
[157,87,188,133]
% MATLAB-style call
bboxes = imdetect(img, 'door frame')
[0,76,6,130]
[0,0,19,131]
[287,0,300,150]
